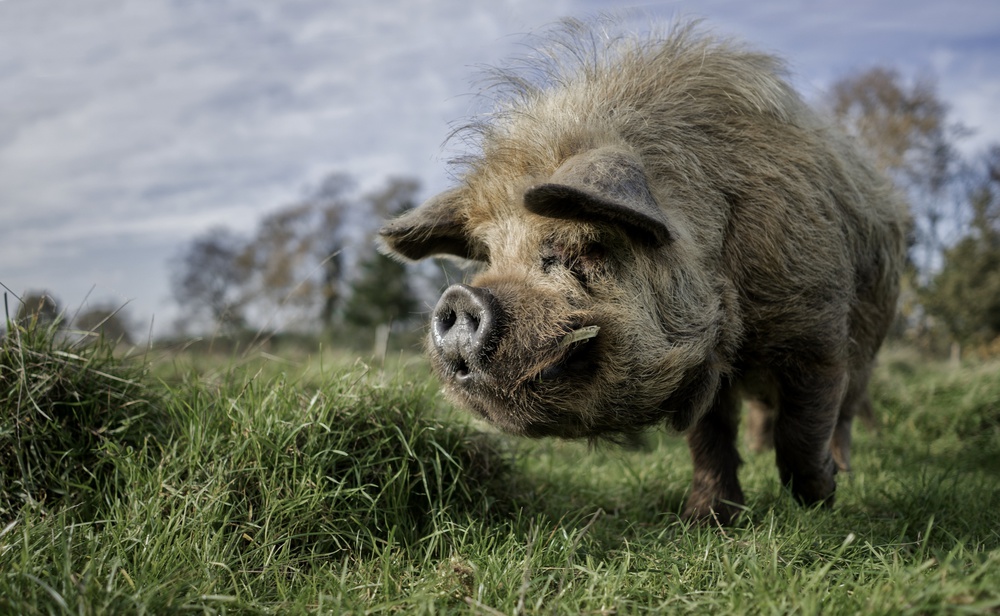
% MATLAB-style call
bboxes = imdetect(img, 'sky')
[2,0,999,339]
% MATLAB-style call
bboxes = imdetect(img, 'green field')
[2,324,999,614]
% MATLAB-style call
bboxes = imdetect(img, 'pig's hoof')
[681,493,744,526]
[782,463,837,509]
[792,483,836,509]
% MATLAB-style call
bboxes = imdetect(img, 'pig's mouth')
[532,325,600,382]
[457,325,602,438]
[440,321,600,388]
[437,321,650,440]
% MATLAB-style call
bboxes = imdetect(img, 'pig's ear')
[378,188,485,261]
[524,147,671,245]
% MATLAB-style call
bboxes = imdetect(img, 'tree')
[341,179,423,331]
[314,174,352,330]
[74,304,134,345]
[829,67,965,275]
[166,173,424,336]
[239,173,354,332]
[15,291,62,328]
[169,227,251,332]
[342,252,419,329]
[923,146,1000,347]
[364,176,421,220]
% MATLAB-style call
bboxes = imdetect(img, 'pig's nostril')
[440,308,457,330]
[454,358,470,380]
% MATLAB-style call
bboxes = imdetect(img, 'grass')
[1,320,999,614]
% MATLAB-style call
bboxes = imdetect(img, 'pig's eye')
[541,241,605,289]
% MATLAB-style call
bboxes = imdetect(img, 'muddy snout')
[431,284,501,384]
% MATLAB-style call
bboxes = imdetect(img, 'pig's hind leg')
[773,364,849,507]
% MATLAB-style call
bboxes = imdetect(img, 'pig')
[378,19,906,524]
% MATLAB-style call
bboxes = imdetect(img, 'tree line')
[829,67,1000,356]
[4,291,135,346]
[167,173,459,346]
[7,65,999,357]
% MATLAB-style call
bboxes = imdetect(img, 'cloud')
[1,0,998,337]
[0,0,580,334]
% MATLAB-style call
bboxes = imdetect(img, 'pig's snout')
[432,285,499,384]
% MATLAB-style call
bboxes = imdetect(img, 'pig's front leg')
[682,382,745,525]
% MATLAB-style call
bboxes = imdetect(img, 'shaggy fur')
[379,19,906,524]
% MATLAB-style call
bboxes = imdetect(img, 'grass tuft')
[0,317,159,519]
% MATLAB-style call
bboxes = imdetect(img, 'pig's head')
[379,146,735,441]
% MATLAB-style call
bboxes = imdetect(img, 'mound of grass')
[0,318,159,519]
[149,367,515,561]
[0,321,517,612]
